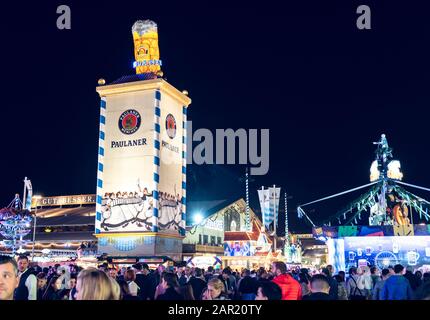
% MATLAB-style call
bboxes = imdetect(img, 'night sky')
[1,1,430,232]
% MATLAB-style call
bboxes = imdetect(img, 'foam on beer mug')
[132,20,161,74]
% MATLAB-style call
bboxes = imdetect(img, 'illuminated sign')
[32,195,96,207]
[133,60,162,68]
[132,20,162,75]
[202,219,224,231]
[186,256,222,268]
[139,258,164,263]
[329,236,430,271]
[224,241,254,256]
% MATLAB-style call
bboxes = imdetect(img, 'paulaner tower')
[94,20,191,261]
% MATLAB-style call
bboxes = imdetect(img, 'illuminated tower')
[94,20,191,261]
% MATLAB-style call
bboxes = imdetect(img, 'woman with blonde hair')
[202,278,230,300]
[76,268,118,300]
[109,277,121,300]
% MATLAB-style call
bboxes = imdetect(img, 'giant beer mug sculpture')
[132,20,162,74]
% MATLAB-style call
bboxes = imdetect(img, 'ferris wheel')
[374,251,398,269]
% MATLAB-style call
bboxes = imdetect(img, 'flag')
[258,187,280,228]
[258,188,270,226]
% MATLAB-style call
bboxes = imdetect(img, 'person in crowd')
[238,269,258,300]
[156,272,184,300]
[68,274,77,300]
[0,255,19,300]
[422,272,430,284]
[117,267,127,282]
[202,278,230,300]
[150,264,165,300]
[380,264,413,300]
[134,263,151,300]
[388,266,395,275]
[302,274,332,300]
[414,271,423,289]
[15,255,37,300]
[124,269,139,297]
[257,267,270,282]
[370,266,381,288]
[177,267,188,286]
[298,272,311,297]
[32,264,42,275]
[226,267,237,291]
[321,267,338,300]
[184,267,193,284]
[372,268,390,300]
[356,265,373,299]
[117,279,139,300]
[415,279,430,300]
[219,268,235,299]
[36,272,47,300]
[334,274,348,300]
[255,281,282,300]
[326,265,334,277]
[42,276,63,300]
[108,267,118,280]
[76,267,118,300]
[271,261,302,300]
[346,267,367,300]
[179,283,195,300]
[204,266,215,282]
[404,267,420,291]
[188,267,206,300]
[338,270,346,283]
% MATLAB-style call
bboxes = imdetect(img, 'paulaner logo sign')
[165,114,176,139]
[112,109,147,149]
[118,109,141,135]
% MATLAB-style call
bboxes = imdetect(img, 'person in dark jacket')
[148,264,165,300]
[238,269,258,300]
[188,268,206,300]
[321,267,338,300]
[134,263,152,300]
[204,266,215,282]
[42,276,63,300]
[218,268,235,299]
[404,268,420,291]
[36,272,47,300]
[156,272,184,300]
[302,274,332,300]
[255,281,282,300]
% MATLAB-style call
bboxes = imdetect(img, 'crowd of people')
[1,254,429,301]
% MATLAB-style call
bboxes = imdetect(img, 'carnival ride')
[297,134,430,228]
[0,194,33,256]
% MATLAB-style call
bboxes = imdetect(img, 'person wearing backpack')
[346,267,367,300]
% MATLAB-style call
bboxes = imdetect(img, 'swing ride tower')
[298,134,430,271]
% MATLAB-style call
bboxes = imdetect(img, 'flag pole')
[284,191,289,261]
[273,184,277,254]
[23,177,27,210]
[261,186,265,233]
[245,168,250,232]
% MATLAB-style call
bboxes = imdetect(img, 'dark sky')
[1,1,430,232]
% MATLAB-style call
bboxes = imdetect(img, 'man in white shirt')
[14,255,37,300]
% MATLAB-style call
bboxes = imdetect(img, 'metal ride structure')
[297,134,430,228]
[0,194,33,256]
